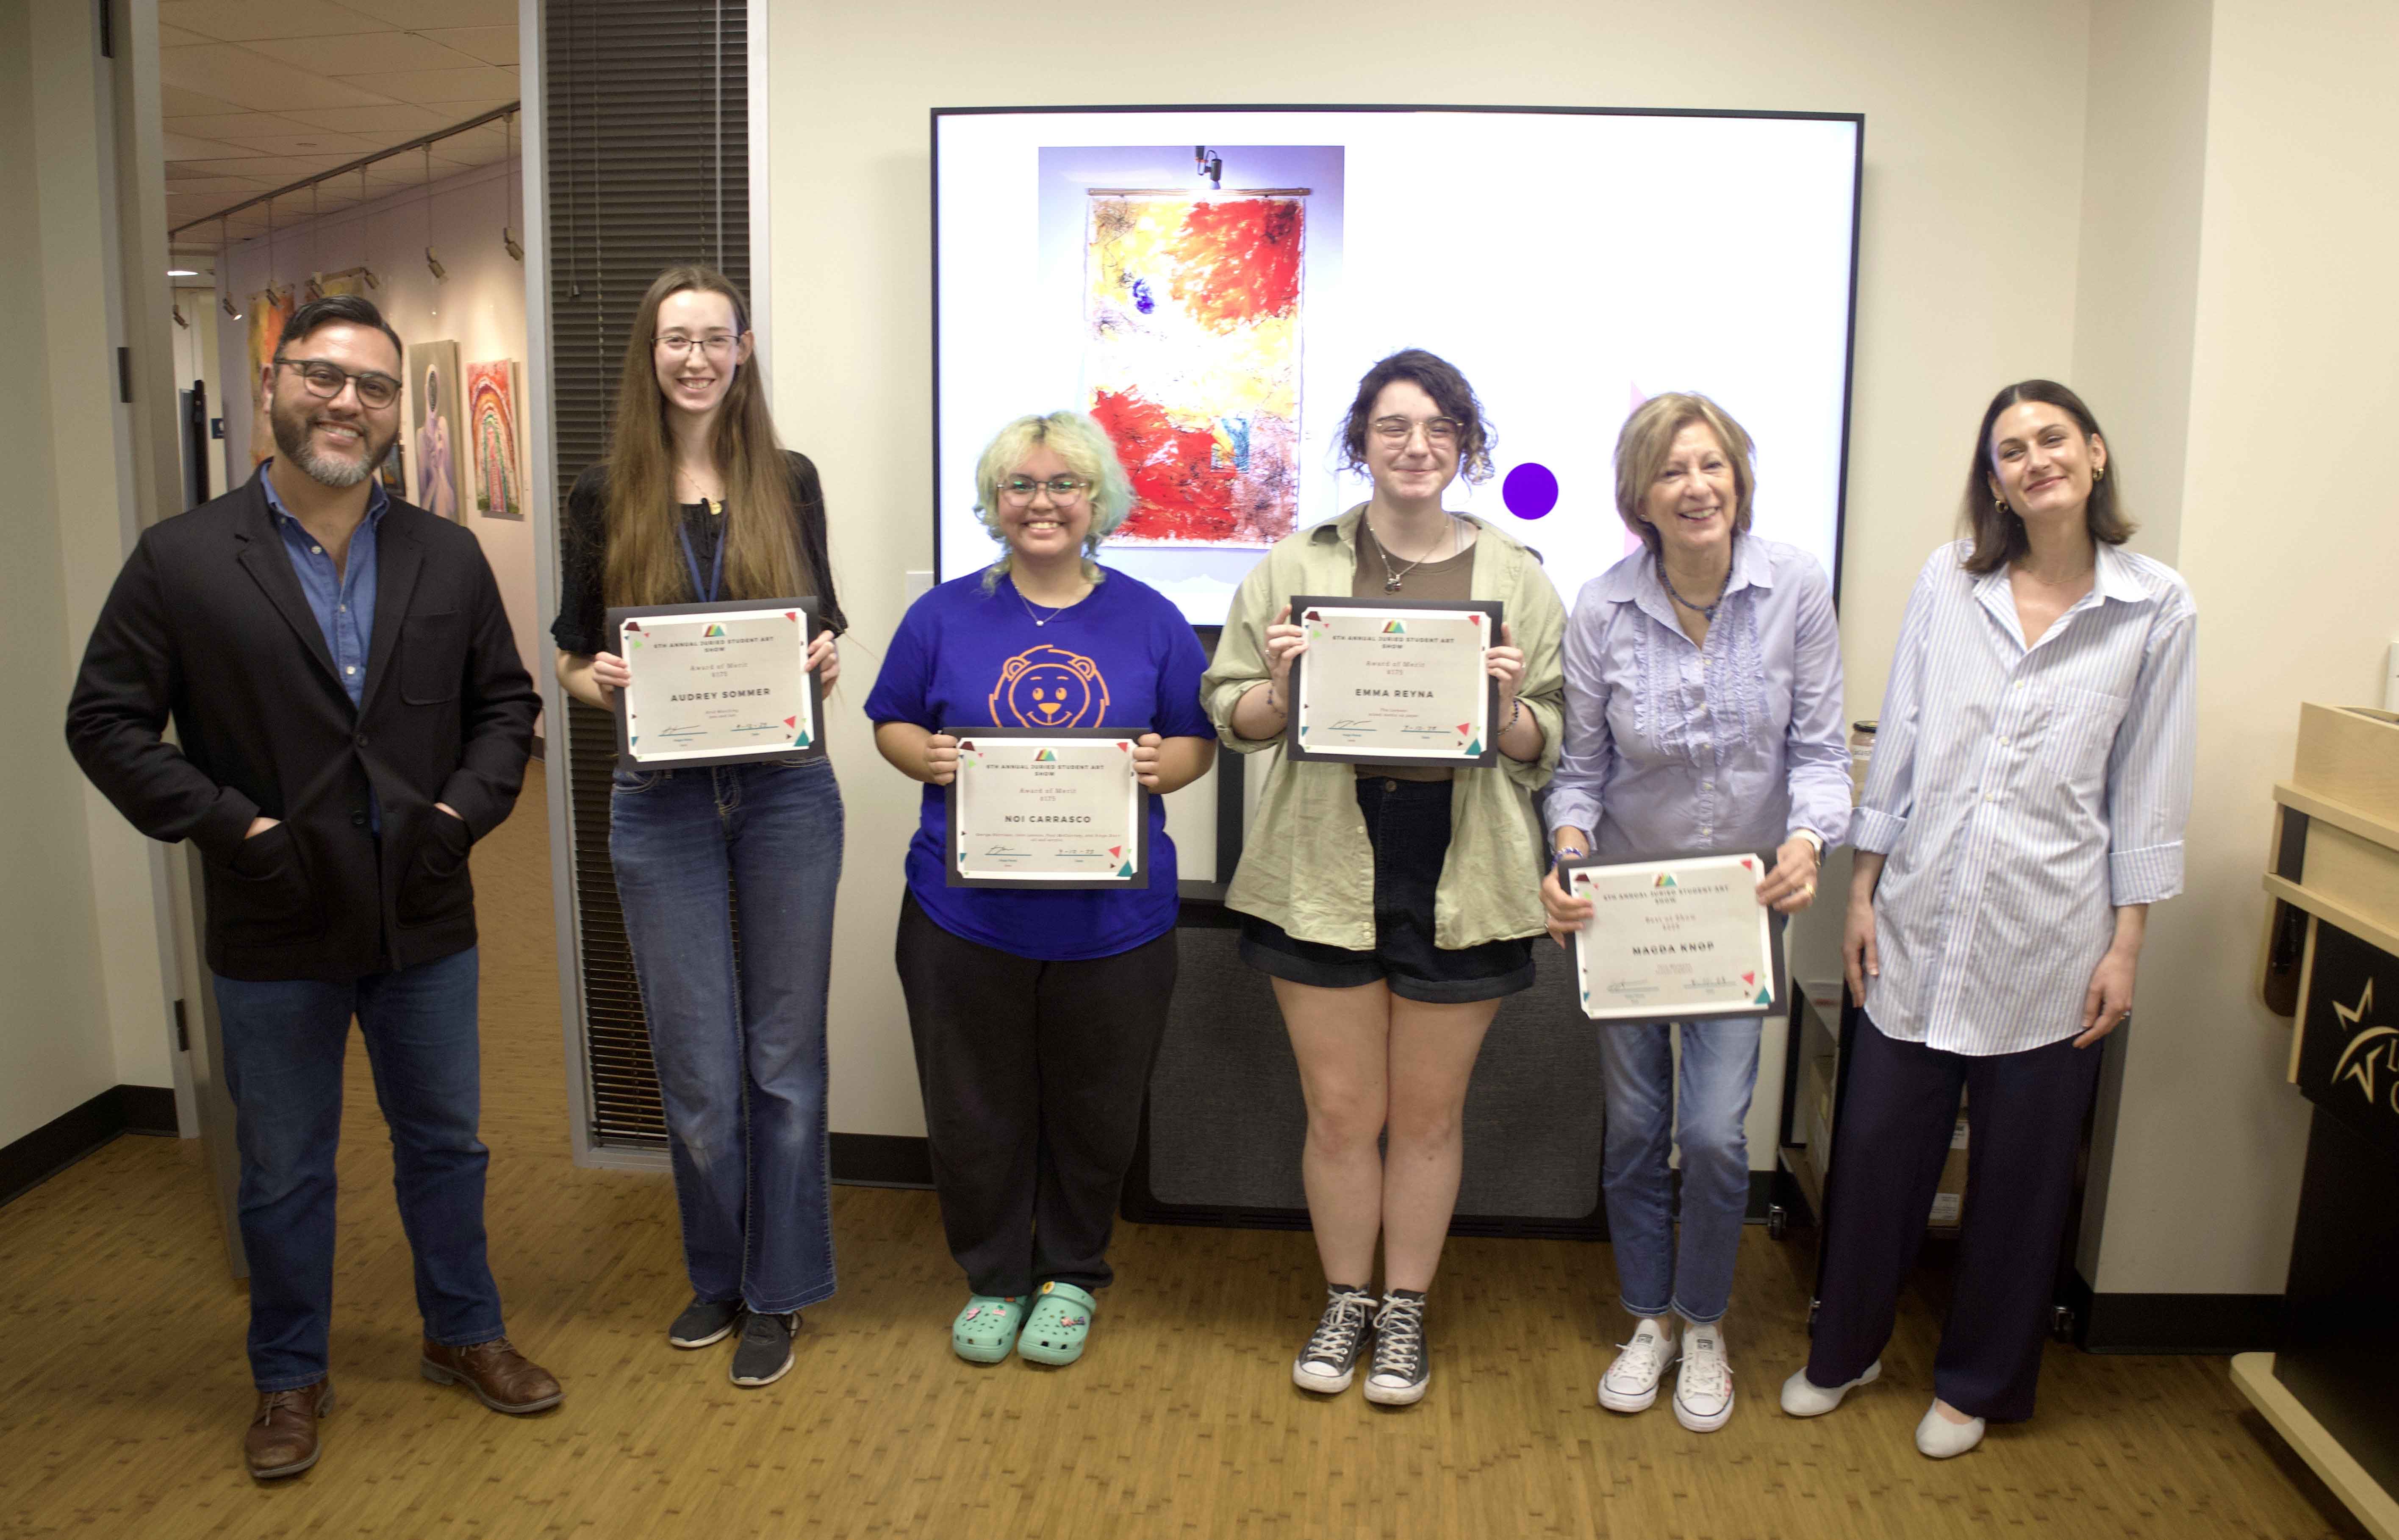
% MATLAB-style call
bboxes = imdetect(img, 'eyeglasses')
[1000,476,1091,503]
[275,358,400,410]
[655,331,743,360]
[1371,415,1462,447]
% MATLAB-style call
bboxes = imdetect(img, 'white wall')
[215,159,544,727]
[762,0,2094,1139]
[2086,0,2399,1297]
[1,0,147,1146]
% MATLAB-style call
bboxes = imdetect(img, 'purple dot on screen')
[1503,462,1559,519]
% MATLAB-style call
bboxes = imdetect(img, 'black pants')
[1806,1016,2102,1421]
[893,892,1177,1297]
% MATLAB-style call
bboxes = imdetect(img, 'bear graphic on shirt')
[990,644,1111,728]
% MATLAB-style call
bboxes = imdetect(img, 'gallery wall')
[2,0,155,1147]
[214,157,544,727]
[756,0,2095,1155]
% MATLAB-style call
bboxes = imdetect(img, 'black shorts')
[1239,776,1536,1005]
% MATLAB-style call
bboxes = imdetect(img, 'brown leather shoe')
[419,1337,563,1413]
[244,1380,334,1479]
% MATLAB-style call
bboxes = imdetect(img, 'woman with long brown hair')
[553,266,847,1390]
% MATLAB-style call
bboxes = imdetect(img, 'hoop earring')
[2093,465,2106,482]
[1993,495,2011,517]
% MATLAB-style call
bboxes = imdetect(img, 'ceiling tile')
[161,42,400,111]
[163,131,250,160]
[333,64,516,104]
[429,121,510,164]
[416,25,516,66]
[247,32,487,75]
[161,110,320,138]
[157,0,393,43]
[161,83,244,115]
[336,0,517,29]
[156,23,212,46]
[164,174,277,195]
[275,102,454,134]
[177,153,355,180]
[211,129,390,157]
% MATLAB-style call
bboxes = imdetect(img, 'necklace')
[1660,553,1734,621]
[1015,576,1087,627]
[1366,514,1458,593]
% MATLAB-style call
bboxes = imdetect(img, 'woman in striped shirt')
[1781,380,2197,1458]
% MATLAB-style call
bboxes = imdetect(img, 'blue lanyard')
[675,512,726,604]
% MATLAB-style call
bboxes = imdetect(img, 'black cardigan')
[551,450,848,655]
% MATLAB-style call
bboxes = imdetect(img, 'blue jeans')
[1599,1016,1761,1324]
[212,945,502,1391]
[609,757,842,1315]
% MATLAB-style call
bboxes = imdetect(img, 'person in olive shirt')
[1203,350,1567,1407]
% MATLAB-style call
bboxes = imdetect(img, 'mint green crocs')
[952,1295,1026,1364]
[1018,1281,1098,1366]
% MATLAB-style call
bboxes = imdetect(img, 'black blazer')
[65,474,538,982]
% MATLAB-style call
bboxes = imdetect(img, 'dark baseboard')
[0,1084,179,1208]
[830,1132,932,1189]
[2067,1268,2284,1353]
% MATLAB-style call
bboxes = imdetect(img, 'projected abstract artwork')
[1084,194,1306,547]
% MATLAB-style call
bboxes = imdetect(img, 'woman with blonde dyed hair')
[1540,391,1848,1431]
[552,265,847,1390]
[866,410,1215,1368]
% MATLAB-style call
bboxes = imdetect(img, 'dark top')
[65,470,538,982]
[551,449,848,655]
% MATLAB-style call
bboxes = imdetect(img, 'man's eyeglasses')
[1000,476,1091,503]
[276,358,400,410]
[1371,415,1462,448]
[655,331,743,360]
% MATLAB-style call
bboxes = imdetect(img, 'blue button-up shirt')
[1854,539,2197,1055]
[1547,536,1851,863]
[261,461,388,709]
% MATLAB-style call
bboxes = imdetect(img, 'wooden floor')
[0,777,2367,1540]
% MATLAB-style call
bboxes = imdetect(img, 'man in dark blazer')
[66,295,560,1480]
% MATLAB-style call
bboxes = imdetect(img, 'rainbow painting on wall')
[466,359,524,519]
[1084,194,1306,547]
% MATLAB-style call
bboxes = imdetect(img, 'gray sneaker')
[668,1296,743,1349]
[729,1310,797,1387]
[1363,1290,1430,1406]
[1292,1285,1377,1394]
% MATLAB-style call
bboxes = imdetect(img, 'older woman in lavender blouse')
[1538,393,1849,1433]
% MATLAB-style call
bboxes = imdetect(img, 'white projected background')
[934,109,1859,624]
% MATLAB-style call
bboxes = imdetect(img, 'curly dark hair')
[1337,348,1495,486]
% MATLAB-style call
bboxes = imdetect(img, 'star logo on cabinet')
[2330,980,2397,1111]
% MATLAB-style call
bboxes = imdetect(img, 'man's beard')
[270,395,392,489]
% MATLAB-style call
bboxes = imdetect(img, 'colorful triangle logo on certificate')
[1382,620,1406,635]
[1654,873,1678,888]
[703,623,728,638]
[1034,748,1059,763]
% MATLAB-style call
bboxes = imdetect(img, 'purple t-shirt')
[863,567,1215,960]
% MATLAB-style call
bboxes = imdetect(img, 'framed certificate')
[945,727,1149,889]
[607,597,825,772]
[1284,595,1503,767]
[1564,851,1786,1021]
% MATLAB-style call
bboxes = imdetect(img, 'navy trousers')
[1805,1015,2102,1422]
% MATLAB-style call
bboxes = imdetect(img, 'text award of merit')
[945,728,1148,889]
[1565,852,1786,1021]
[607,597,825,772]
[1284,595,1504,767]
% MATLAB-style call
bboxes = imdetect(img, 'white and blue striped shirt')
[1856,539,2197,1056]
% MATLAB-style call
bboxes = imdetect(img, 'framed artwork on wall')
[406,339,466,522]
[466,359,525,519]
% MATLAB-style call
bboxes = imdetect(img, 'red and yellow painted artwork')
[1085,194,1305,546]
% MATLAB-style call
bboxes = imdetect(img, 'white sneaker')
[1915,1401,1986,1458]
[1673,1324,1734,1432]
[1779,1360,1880,1417]
[1597,1318,1675,1413]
